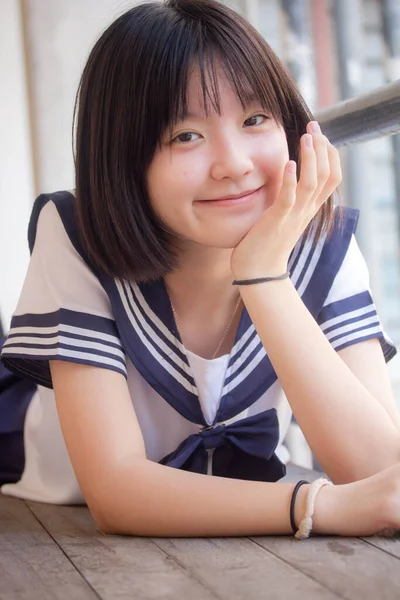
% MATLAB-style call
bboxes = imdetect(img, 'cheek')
[147,154,177,212]
[146,153,204,225]
[148,153,204,197]
[257,136,289,180]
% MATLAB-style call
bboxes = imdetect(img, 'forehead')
[182,64,261,119]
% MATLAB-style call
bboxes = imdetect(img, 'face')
[147,67,290,251]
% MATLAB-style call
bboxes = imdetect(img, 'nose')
[210,139,254,181]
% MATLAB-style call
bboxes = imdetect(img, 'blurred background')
[1,0,399,464]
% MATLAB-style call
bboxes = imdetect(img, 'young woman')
[1,0,400,539]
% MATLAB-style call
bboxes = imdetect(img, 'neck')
[164,244,237,307]
[163,245,242,359]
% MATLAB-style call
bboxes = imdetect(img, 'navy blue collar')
[30,192,358,428]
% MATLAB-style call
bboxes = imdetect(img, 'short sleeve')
[1,200,127,387]
[317,234,397,362]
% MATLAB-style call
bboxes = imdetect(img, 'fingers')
[321,136,342,200]
[274,160,297,217]
[275,121,342,221]
[296,122,342,210]
[296,131,319,203]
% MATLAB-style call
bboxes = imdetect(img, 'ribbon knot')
[199,423,226,450]
[159,408,286,482]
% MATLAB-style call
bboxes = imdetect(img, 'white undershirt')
[187,350,231,475]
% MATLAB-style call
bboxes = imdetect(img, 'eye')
[244,114,268,127]
[172,131,201,144]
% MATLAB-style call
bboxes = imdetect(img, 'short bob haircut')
[74,0,340,282]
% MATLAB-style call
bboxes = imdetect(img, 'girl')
[1,0,400,539]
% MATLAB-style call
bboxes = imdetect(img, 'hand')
[230,121,342,280]
[312,463,400,537]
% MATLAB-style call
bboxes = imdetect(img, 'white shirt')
[1,198,396,504]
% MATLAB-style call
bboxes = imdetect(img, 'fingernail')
[305,134,313,147]
[310,121,321,133]
[287,161,296,174]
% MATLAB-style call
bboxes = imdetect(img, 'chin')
[200,229,252,249]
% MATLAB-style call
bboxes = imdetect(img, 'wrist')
[293,478,334,539]
[293,483,310,531]
[309,482,340,535]
[311,479,387,537]
[232,265,289,281]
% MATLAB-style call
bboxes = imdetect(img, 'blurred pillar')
[281,0,316,109]
[382,0,400,244]
[241,0,259,28]
[332,0,377,281]
[0,0,34,329]
[310,0,336,109]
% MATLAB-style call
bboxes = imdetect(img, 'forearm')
[239,279,400,483]
[96,458,313,537]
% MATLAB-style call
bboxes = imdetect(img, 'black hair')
[74,0,338,281]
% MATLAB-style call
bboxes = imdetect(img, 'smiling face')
[147,68,290,251]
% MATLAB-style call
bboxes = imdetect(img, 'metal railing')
[316,79,400,295]
[316,80,400,146]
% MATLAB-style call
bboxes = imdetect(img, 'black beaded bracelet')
[232,272,290,286]
[290,480,309,534]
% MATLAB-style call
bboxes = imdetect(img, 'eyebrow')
[177,110,203,121]
[176,96,264,123]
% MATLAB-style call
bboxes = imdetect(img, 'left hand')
[230,121,342,280]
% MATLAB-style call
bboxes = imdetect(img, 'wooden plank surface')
[151,537,340,599]
[1,463,400,600]
[253,535,400,600]
[24,501,219,600]
[24,500,341,600]
[0,495,98,600]
[361,533,400,559]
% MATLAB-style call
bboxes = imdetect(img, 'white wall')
[0,0,34,330]
[23,0,132,192]
[0,0,134,329]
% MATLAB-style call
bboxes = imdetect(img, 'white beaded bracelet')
[295,477,333,540]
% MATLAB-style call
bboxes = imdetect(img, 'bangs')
[144,3,291,149]
[170,41,286,125]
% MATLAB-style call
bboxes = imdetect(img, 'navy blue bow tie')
[159,408,286,481]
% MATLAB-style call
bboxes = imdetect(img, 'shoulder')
[290,206,360,312]
[28,190,78,254]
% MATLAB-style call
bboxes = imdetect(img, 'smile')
[195,186,264,207]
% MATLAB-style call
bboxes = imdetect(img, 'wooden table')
[1,464,399,600]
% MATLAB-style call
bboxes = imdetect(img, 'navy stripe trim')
[2,356,127,389]
[329,322,381,345]
[9,308,121,337]
[120,283,195,386]
[318,291,373,326]
[334,332,396,363]
[129,284,187,363]
[323,311,377,336]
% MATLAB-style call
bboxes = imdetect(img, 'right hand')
[313,463,400,537]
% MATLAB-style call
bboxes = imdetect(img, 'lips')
[197,186,263,202]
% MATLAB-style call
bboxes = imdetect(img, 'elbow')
[87,494,133,536]
[90,503,131,536]
[88,502,117,534]
[92,508,148,537]
[83,457,153,536]
[95,517,120,535]
[329,437,400,485]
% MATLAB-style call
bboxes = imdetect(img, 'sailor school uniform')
[0,191,396,504]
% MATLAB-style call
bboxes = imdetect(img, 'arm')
[230,123,400,485]
[50,359,400,537]
[238,279,400,484]
[49,359,330,536]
